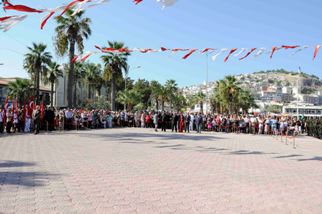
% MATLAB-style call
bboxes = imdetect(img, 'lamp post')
[205,53,209,114]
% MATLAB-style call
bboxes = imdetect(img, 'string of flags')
[0,0,178,31]
[70,44,322,63]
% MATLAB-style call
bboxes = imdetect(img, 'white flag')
[211,48,227,61]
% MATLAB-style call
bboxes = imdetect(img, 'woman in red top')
[178,112,185,133]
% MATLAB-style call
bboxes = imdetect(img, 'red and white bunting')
[182,49,198,60]
[224,48,237,62]
[313,45,321,60]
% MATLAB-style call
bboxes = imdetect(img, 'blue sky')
[1,0,322,87]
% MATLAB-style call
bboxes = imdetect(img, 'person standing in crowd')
[189,113,194,132]
[32,105,40,135]
[65,109,73,130]
[171,112,178,132]
[0,107,4,134]
[24,106,31,133]
[161,111,167,132]
[195,112,202,134]
[153,111,159,132]
[6,108,13,134]
[140,111,145,128]
[12,109,19,133]
[178,112,185,133]
[185,112,191,133]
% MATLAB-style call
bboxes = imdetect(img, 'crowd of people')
[0,105,316,139]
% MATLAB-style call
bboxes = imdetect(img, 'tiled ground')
[0,128,322,214]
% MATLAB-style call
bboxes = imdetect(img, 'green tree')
[23,43,52,104]
[8,78,33,105]
[164,79,178,110]
[84,63,103,99]
[193,91,206,113]
[133,79,151,109]
[150,80,162,110]
[101,41,130,111]
[44,61,63,107]
[55,10,91,107]
[117,89,142,111]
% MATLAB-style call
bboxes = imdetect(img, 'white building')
[283,105,322,118]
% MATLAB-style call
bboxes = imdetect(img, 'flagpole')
[297,66,301,120]
[205,53,209,114]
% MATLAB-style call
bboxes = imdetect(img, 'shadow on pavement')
[0,160,36,168]
[297,156,322,162]
[0,160,61,187]
[0,171,60,187]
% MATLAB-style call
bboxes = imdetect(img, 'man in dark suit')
[171,112,179,132]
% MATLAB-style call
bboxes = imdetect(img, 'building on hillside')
[0,77,51,106]
[283,105,322,118]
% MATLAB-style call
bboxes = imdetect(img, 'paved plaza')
[0,128,322,214]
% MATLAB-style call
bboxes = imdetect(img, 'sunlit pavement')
[0,128,322,214]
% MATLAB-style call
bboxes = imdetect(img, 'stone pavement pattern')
[0,128,322,214]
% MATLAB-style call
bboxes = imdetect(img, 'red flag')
[40,11,55,30]
[29,96,35,116]
[40,101,45,121]
[3,2,43,13]
[134,0,143,5]
[58,0,84,17]
[313,45,321,61]
[182,49,198,60]
[172,48,189,53]
[0,16,14,22]
[224,48,237,62]
[201,48,215,53]
[72,55,79,63]
[4,96,9,110]
[239,48,257,60]
[80,53,93,62]
[3,96,8,124]
[160,47,168,52]
[282,45,300,49]
[270,46,278,59]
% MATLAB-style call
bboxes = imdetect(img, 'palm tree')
[45,62,63,107]
[55,10,91,107]
[85,63,104,99]
[164,79,178,110]
[8,78,33,105]
[194,91,206,113]
[150,80,162,110]
[74,62,86,106]
[117,89,142,111]
[23,43,52,104]
[101,41,130,111]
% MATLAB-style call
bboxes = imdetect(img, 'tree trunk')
[200,101,203,114]
[88,83,91,99]
[67,40,75,108]
[35,66,40,105]
[155,98,159,110]
[74,78,77,107]
[161,100,165,111]
[51,82,54,108]
[111,72,116,111]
